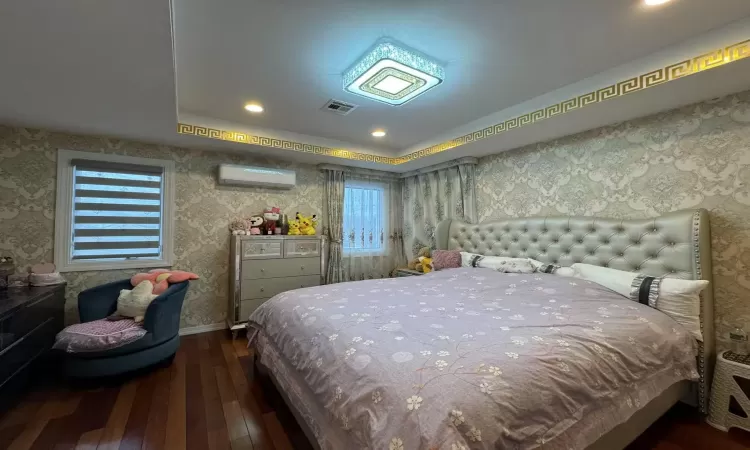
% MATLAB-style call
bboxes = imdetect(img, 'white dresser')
[228,235,327,334]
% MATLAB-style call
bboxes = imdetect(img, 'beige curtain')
[324,169,345,284]
[402,163,477,259]
[343,176,405,281]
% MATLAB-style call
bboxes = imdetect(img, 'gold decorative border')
[178,39,750,165]
[176,123,406,165]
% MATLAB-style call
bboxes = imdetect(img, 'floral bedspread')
[248,268,698,450]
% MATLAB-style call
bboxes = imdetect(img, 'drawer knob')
[300,266,305,270]
[260,268,265,272]
[260,287,265,292]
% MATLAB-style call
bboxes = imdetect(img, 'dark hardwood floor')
[0,330,748,449]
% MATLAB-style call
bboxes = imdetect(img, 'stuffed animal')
[418,255,433,273]
[130,269,199,295]
[229,219,250,235]
[248,216,264,235]
[116,280,158,322]
[296,212,317,236]
[408,247,432,272]
[262,207,280,235]
[288,220,301,235]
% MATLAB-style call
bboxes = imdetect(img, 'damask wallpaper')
[476,90,750,349]
[0,126,324,328]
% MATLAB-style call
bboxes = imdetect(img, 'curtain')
[402,163,477,259]
[324,169,345,284]
[342,176,405,281]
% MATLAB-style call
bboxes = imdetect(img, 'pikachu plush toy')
[295,212,317,236]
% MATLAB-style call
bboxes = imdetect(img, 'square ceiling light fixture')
[343,40,445,106]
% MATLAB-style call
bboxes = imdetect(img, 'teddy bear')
[130,269,199,295]
[407,247,433,273]
[262,207,280,235]
[247,216,264,235]
[296,212,317,236]
[288,220,301,235]
[229,219,250,235]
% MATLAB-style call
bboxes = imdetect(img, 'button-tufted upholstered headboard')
[435,208,714,413]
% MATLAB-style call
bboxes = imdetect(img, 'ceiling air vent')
[322,99,358,116]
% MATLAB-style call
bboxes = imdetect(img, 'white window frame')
[343,178,389,257]
[54,149,176,272]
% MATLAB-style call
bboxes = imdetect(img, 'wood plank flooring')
[1,330,748,449]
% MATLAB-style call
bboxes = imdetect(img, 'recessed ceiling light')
[371,130,386,137]
[244,103,264,113]
[344,39,445,106]
[644,0,672,6]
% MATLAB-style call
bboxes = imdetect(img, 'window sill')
[56,258,173,273]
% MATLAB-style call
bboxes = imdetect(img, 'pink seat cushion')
[53,318,147,353]
[431,250,462,270]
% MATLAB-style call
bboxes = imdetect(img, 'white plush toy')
[117,280,158,323]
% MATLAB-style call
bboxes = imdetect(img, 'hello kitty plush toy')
[262,207,280,235]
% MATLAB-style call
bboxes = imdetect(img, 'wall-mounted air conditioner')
[218,164,296,189]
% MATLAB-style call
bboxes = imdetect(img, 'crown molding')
[177,39,750,167]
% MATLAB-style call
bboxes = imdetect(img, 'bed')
[247,208,715,449]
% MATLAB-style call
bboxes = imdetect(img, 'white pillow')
[569,263,707,341]
[459,252,536,273]
[117,280,158,323]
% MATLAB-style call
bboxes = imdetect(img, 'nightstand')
[394,268,424,277]
[708,351,750,432]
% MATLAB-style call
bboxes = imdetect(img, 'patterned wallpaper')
[476,90,750,350]
[0,126,324,327]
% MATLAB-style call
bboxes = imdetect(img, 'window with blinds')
[70,159,164,261]
[55,150,175,272]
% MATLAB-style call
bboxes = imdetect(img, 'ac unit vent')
[322,99,358,115]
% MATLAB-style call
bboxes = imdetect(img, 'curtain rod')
[318,157,478,180]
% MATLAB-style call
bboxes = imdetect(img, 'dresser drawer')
[0,317,56,387]
[241,275,320,300]
[242,257,320,280]
[242,240,283,260]
[284,239,321,258]
[240,298,270,320]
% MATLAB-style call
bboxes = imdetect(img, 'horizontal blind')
[71,159,163,261]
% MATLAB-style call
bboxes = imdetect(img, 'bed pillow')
[53,318,147,353]
[431,250,461,271]
[459,252,536,273]
[569,263,707,341]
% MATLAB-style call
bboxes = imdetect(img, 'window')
[54,150,175,272]
[343,179,388,254]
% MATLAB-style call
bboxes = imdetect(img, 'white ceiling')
[0,1,749,171]
[173,0,750,150]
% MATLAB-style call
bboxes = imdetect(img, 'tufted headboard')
[436,208,714,413]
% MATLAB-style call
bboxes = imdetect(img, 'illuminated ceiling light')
[644,0,672,5]
[371,130,386,137]
[343,39,445,106]
[244,103,264,113]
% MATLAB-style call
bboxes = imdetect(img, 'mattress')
[248,268,699,449]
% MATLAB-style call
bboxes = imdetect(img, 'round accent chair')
[63,279,190,377]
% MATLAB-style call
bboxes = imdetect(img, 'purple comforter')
[248,268,698,449]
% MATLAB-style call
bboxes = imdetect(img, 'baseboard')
[178,322,227,336]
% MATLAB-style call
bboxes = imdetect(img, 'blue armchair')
[63,278,190,377]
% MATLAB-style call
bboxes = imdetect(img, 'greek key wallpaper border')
[178,39,750,165]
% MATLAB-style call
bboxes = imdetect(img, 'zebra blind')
[71,159,164,261]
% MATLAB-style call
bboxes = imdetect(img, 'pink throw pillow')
[431,250,462,271]
[53,319,147,353]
